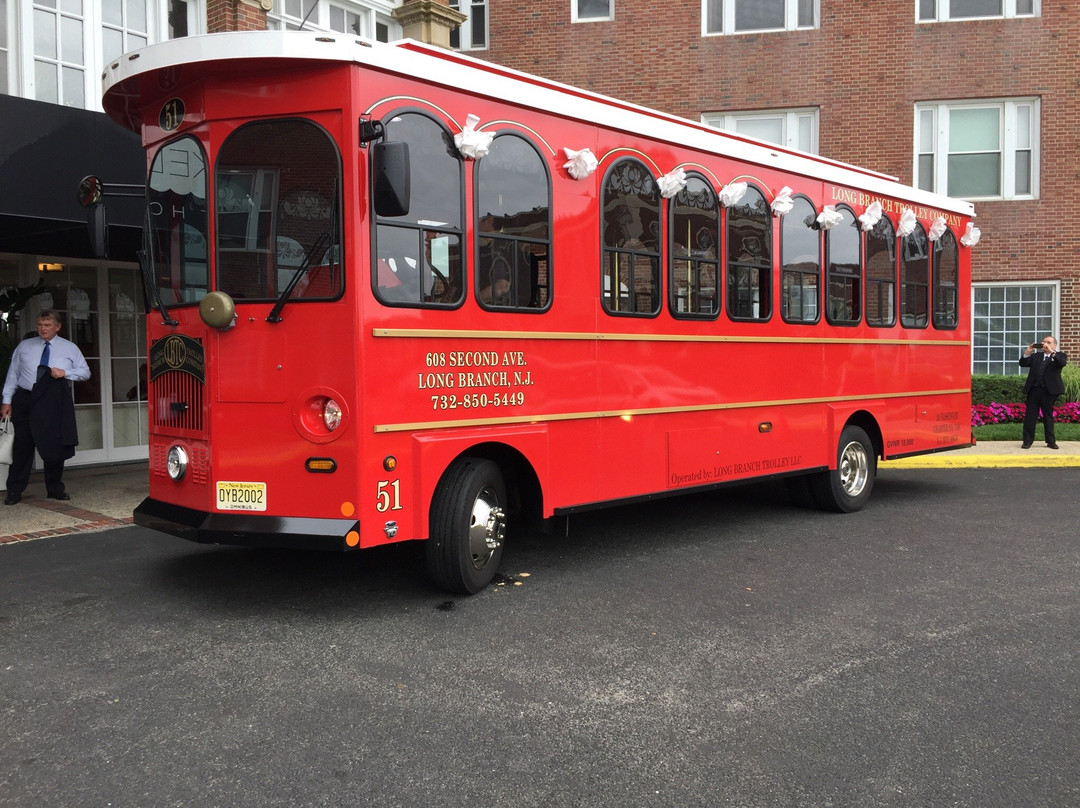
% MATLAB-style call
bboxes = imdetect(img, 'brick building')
[462,0,1077,374]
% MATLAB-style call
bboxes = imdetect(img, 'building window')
[449,0,486,49]
[917,0,1037,22]
[102,0,148,65]
[825,206,860,325]
[168,0,189,38]
[704,0,817,35]
[602,159,660,316]
[780,196,820,323]
[475,133,551,310]
[573,0,612,22]
[32,0,86,107]
[915,99,1038,200]
[702,108,818,154]
[726,185,771,321]
[972,283,1057,375]
[269,0,395,39]
[669,173,720,318]
[1,0,10,93]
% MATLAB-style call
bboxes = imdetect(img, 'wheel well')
[845,410,883,459]
[449,442,543,528]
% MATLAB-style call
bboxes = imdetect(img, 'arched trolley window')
[780,195,820,324]
[373,111,465,308]
[726,184,771,321]
[475,133,552,311]
[865,215,897,328]
[825,205,860,325]
[602,158,661,316]
[669,173,719,318]
[147,135,208,305]
[215,120,343,302]
[900,222,930,328]
[933,228,959,329]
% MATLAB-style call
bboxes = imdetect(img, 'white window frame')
[917,0,1039,23]
[703,0,818,36]
[449,0,486,50]
[971,281,1059,376]
[914,98,1039,201]
[701,108,819,154]
[268,0,398,39]
[572,0,613,23]
[1,0,11,95]
[8,0,203,112]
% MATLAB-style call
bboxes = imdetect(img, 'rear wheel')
[809,425,876,513]
[426,458,507,594]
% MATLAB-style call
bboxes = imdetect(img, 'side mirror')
[372,141,410,218]
[77,175,104,207]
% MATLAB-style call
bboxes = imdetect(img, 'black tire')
[809,425,876,513]
[426,458,507,594]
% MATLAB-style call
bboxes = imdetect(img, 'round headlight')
[167,445,189,480]
[323,398,342,431]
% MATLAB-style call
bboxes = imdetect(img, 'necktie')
[37,341,50,381]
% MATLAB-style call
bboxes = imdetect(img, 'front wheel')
[809,425,876,513]
[426,458,507,594]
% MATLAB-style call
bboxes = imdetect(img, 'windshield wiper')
[266,231,330,324]
[139,212,179,326]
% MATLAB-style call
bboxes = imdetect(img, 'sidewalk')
[1,462,146,545]
[2,442,1078,544]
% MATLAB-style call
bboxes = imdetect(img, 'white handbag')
[0,416,13,466]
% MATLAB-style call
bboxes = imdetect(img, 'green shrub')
[1063,363,1080,403]
[971,374,1025,406]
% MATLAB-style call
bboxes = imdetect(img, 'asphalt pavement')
[1,440,1078,544]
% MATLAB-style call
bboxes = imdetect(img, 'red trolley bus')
[97,31,976,593]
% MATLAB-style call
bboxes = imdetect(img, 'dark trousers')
[1022,386,1058,445]
[6,389,66,497]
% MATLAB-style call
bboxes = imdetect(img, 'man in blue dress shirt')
[2,309,91,505]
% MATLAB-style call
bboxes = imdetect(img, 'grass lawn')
[972,422,1080,442]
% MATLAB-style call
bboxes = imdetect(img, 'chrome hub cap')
[838,440,869,497]
[468,487,505,571]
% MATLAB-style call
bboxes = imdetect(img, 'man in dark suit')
[1019,335,1068,449]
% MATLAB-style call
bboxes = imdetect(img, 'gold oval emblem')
[163,335,188,370]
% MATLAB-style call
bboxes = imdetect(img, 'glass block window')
[972,283,1057,375]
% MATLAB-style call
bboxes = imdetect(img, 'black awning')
[0,95,145,261]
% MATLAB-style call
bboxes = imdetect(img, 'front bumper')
[134,497,360,551]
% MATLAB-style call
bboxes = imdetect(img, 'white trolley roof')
[102,31,975,219]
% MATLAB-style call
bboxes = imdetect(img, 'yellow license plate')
[215,481,267,511]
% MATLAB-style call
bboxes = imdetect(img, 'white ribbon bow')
[858,201,883,231]
[454,114,494,160]
[816,205,844,231]
[961,222,982,247]
[563,147,598,180]
[719,181,748,207]
[770,186,794,216]
[897,208,918,238]
[657,167,687,199]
